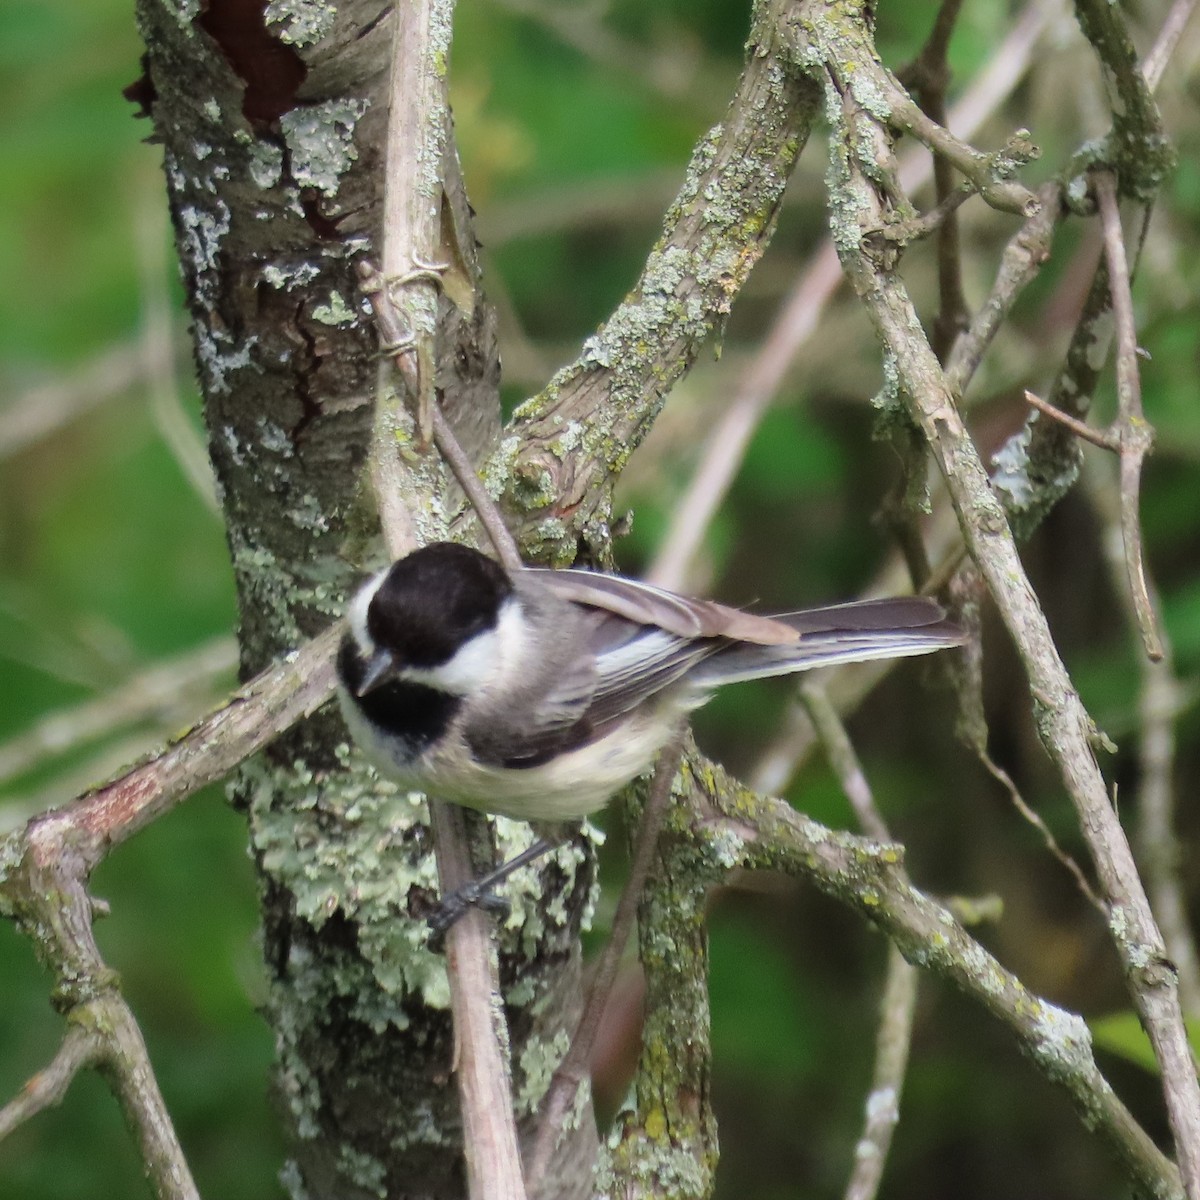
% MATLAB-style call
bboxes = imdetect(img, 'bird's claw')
[427,881,511,940]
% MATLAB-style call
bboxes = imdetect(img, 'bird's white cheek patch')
[403,601,524,695]
[347,569,388,655]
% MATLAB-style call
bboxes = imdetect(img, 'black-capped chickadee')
[336,542,965,822]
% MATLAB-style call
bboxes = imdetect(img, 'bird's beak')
[354,648,397,696]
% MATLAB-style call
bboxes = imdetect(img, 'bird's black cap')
[366,542,513,668]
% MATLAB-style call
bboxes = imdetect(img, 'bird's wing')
[523,567,800,645]
[576,616,717,725]
[477,578,725,768]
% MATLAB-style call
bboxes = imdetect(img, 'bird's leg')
[428,830,567,937]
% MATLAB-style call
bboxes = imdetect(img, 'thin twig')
[429,802,528,1197]
[1141,0,1199,93]
[430,403,522,571]
[879,79,1039,217]
[798,680,890,842]
[0,636,236,790]
[1022,388,1117,451]
[797,675,914,1200]
[976,747,1104,912]
[369,2,526,1197]
[527,725,688,1186]
[807,5,1200,1182]
[648,1,1051,592]
[1093,170,1163,661]
[843,946,918,1200]
[946,184,1061,394]
[897,0,969,361]
[993,0,1194,540]
[0,1025,99,1139]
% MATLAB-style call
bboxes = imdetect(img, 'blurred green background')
[3,1,1200,1197]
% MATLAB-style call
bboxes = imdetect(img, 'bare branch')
[430,401,522,572]
[875,76,1040,217]
[1141,0,1199,92]
[0,637,236,792]
[1023,388,1118,451]
[649,1,1051,591]
[800,2,1200,1184]
[843,946,918,1200]
[694,768,1183,1200]
[1093,170,1163,660]
[990,0,1192,540]
[1073,0,1173,196]
[429,802,527,1200]
[945,185,1061,394]
[0,1026,98,1140]
[501,0,821,564]
[0,626,337,869]
[367,2,527,1196]
[897,0,969,360]
[528,725,687,1186]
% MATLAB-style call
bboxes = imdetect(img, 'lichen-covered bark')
[133,2,595,1195]
[495,0,821,565]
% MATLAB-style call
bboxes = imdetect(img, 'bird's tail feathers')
[687,598,964,688]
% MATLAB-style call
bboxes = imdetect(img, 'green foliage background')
[2,1,1199,1197]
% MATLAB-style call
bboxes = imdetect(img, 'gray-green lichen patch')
[196,328,258,396]
[290,492,332,533]
[260,260,322,291]
[336,1143,388,1199]
[990,419,1038,511]
[491,821,598,957]
[166,143,268,395]
[265,0,337,46]
[245,753,451,1011]
[281,99,370,197]
[228,534,339,646]
[249,139,284,190]
[167,0,200,26]
[516,1028,571,1116]
[257,416,295,456]
[312,291,357,326]
[1028,1000,1093,1077]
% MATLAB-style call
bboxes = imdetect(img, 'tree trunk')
[134,2,598,1194]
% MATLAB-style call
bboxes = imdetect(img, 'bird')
[335,541,965,823]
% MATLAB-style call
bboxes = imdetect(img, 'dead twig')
[648,1,1052,592]
[804,0,1200,1179]
[843,946,918,1200]
[527,725,688,1187]
[364,2,526,1196]
[1092,170,1163,661]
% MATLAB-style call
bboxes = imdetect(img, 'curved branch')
[793,2,1200,1188]
[497,0,821,563]
[691,767,1183,1200]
